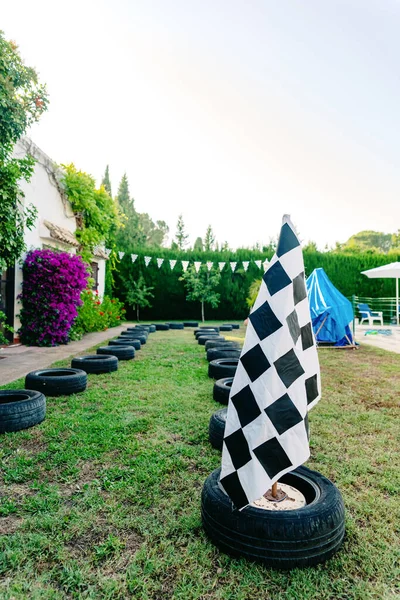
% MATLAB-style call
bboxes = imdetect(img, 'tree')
[125,275,154,321]
[101,165,112,198]
[204,225,216,251]
[137,213,169,247]
[341,230,393,253]
[221,241,230,252]
[115,174,139,250]
[175,214,189,250]
[0,32,49,270]
[193,237,203,252]
[180,265,221,322]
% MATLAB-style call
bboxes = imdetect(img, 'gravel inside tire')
[205,340,241,350]
[201,466,345,569]
[198,335,225,345]
[156,324,170,330]
[169,323,184,329]
[183,321,199,327]
[208,358,239,379]
[71,355,118,374]
[206,348,241,362]
[25,368,87,396]
[97,346,135,360]
[208,408,227,449]
[0,390,46,433]
[213,378,234,405]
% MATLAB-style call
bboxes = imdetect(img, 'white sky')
[2,0,400,250]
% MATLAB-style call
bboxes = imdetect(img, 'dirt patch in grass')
[1,483,35,500]
[0,515,23,535]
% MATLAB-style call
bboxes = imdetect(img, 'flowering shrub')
[69,290,125,340]
[19,249,89,346]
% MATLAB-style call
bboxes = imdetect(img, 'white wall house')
[0,138,107,342]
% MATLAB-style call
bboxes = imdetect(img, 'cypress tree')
[101,165,112,197]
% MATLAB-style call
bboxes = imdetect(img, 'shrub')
[19,249,89,346]
[69,290,125,340]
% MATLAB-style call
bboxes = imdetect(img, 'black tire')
[205,340,241,351]
[132,326,151,332]
[0,390,46,433]
[109,339,141,350]
[219,325,233,331]
[97,346,135,360]
[121,331,148,340]
[120,333,146,344]
[208,359,239,379]
[25,368,87,397]
[156,324,170,331]
[195,331,220,340]
[169,323,184,330]
[183,321,199,327]
[207,348,241,362]
[198,335,225,346]
[208,408,227,450]
[194,327,219,334]
[71,355,118,374]
[223,323,240,329]
[201,466,345,569]
[213,378,234,405]
[148,325,156,333]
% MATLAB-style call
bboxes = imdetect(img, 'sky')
[2,0,400,250]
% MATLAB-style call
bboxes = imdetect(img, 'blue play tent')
[306,268,354,346]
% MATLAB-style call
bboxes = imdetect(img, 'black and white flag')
[220,215,321,510]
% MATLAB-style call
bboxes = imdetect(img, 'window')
[91,262,99,292]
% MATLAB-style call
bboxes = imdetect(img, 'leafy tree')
[204,225,216,251]
[62,164,123,263]
[246,278,262,309]
[341,230,393,253]
[125,275,154,321]
[101,165,112,198]
[221,241,230,252]
[0,32,49,270]
[175,214,189,250]
[193,237,203,252]
[180,265,221,322]
[137,213,169,247]
[114,173,139,250]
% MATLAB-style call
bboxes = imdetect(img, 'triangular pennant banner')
[220,215,320,511]
[105,249,112,258]
[144,256,152,267]
[242,261,250,271]
[169,259,177,270]
[118,251,125,260]
[218,262,226,271]
[230,262,237,272]
[206,261,213,272]
[194,261,201,273]
[157,258,164,269]
[131,254,138,263]
[254,260,262,269]
[182,260,189,272]
[263,259,270,272]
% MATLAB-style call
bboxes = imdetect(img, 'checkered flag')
[220,215,321,510]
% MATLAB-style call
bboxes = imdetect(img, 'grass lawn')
[0,324,399,599]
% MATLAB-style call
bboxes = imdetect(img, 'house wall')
[12,139,106,336]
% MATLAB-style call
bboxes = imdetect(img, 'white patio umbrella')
[361,262,400,326]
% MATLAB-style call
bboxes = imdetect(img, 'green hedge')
[112,248,400,321]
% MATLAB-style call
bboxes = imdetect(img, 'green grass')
[0,324,399,599]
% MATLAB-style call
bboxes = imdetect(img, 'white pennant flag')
[206,261,213,272]
[105,248,112,258]
[254,260,262,269]
[220,215,321,510]
[156,258,164,269]
[242,261,250,272]
[218,262,226,271]
[169,259,177,270]
[194,261,201,273]
[131,254,138,263]
[144,256,152,267]
[263,259,270,272]
[230,262,237,272]
[118,251,125,260]
[182,260,189,272]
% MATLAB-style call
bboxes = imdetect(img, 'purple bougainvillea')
[19,248,89,346]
